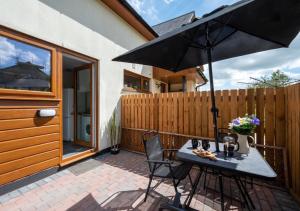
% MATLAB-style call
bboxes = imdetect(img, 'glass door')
[74,64,93,147]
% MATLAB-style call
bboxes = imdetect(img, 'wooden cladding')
[0,102,60,185]
[286,84,300,202]
[121,86,300,198]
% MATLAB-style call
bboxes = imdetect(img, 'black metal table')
[176,140,277,211]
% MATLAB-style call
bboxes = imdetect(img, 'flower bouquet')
[228,114,260,154]
[229,114,260,135]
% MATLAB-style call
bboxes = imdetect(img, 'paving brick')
[0,151,299,211]
[27,183,38,190]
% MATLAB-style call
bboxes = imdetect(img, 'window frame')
[0,28,57,98]
[124,70,150,93]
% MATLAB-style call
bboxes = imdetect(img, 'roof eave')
[100,0,158,40]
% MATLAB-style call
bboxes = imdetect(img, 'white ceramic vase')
[237,134,250,154]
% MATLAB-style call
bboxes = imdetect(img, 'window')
[124,70,150,92]
[0,35,51,91]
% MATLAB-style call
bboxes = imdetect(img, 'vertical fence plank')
[238,89,246,117]
[222,90,230,128]
[265,88,275,165]
[256,88,265,145]
[201,91,208,137]
[247,89,255,115]
[189,92,195,135]
[230,90,238,121]
[183,92,189,135]
[195,92,202,136]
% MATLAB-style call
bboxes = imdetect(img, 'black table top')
[176,140,277,179]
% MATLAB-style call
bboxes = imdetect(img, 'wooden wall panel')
[0,104,60,185]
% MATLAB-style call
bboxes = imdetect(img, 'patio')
[0,150,298,211]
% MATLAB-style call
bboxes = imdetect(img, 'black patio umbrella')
[113,0,300,152]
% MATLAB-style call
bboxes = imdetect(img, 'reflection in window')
[0,35,51,91]
[123,70,150,93]
[124,74,141,90]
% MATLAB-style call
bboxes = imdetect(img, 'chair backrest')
[142,131,163,171]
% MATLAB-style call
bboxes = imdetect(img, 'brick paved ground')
[0,150,299,211]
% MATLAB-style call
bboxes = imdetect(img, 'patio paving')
[0,150,299,211]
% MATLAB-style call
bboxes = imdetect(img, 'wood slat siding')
[0,102,60,185]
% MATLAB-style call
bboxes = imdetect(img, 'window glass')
[0,35,51,91]
[142,78,149,91]
[124,74,141,90]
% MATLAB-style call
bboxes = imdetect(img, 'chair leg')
[175,179,181,187]
[172,178,178,193]
[144,174,153,202]
[218,174,225,211]
[188,173,193,186]
[203,167,208,190]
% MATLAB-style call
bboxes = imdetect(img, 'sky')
[127,0,300,90]
[0,35,51,75]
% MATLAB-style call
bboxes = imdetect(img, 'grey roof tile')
[152,11,196,36]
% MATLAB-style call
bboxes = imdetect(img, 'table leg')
[218,173,225,211]
[184,167,203,208]
[238,177,255,209]
[234,177,252,211]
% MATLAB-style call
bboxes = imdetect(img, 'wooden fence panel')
[286,84,300,202]
[256,88,265,145]
[121,85,300,200]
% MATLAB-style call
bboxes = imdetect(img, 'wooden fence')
[121,85,300,201]
[286,84,300,202]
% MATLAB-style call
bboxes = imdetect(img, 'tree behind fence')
[121,86,300,201]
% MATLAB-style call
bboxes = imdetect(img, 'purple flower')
[233,119,240,125]
[251,117,260,126]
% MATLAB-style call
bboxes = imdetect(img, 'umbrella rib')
[174,44,191,71]
[214,20,288,47]
[213,29,238,47]
[175,27,204,71]
[211,12,234,45]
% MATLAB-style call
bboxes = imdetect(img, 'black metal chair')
[142,131,193,202]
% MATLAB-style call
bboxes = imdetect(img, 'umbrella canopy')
[114,0,300,71]
[113,0,300,152]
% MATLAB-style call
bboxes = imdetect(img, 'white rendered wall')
[0,0,152,150]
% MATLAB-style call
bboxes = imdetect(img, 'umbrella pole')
[207,47,220,152]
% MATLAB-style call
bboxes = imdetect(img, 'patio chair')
[142,131,193,202]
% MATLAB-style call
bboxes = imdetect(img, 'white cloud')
[0,36,51,74]
[163,0,174,4]
[198,33,300,91]
[0,37,17,64]
[127,0,159,23]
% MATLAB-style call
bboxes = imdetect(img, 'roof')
[0,62,49,83]
[152,11,196,36]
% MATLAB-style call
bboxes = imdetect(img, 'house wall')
[0,0,152,184]
[169,80,195,92]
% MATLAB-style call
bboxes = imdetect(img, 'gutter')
[195,68,208,91]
